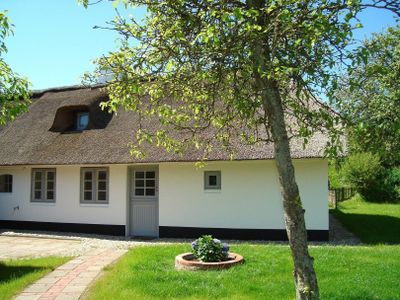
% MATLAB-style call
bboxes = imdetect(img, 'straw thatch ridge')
[0,86,330,166]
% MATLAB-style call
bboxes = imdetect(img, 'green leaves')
[0,11,31,126]
[335,25,400,166]
[82,0,399,161]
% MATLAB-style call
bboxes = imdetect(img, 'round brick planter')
[175,252,244,270]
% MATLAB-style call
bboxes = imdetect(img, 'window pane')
[35,171,42,180]
[98,171,107,180]
[84,181,92,190]
[209,175,217,186]
[98,191,107,201]
[47,181,54,190]
[135,171,144,179]
[84,171,92,180]
[135,179,144,187]
[146,171,155,179]
[0,175,10,192]
[78,113,89,128]
[35,181,41,190]
[84,191,92,201]
[47,171,55,180]
[146,188,155,196]
[34,191,41,199]
[98,181,106,190]
[146,180,155,187]
[135,188,144,196]
[47,191,54,200]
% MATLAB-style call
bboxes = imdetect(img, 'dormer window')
[50,100,113,133]
[77,112,89,131]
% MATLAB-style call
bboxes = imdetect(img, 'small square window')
[77,112,89,131]
[204,171,221,190]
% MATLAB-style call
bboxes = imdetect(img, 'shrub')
[340,153,385,202]
[191,235,229,262]
[328,160,346,189]
[384,167,400,202]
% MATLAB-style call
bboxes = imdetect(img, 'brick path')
[15,248,127,300]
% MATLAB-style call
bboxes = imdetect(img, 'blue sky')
[0,0,398,90]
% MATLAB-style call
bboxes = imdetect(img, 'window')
[134,170,156,197]
[81,168,109,204]
[76,112,89,131]
[204,171,221,190]
[31,169,56,202]
[0,174,12,193]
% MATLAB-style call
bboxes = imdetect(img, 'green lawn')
[85,244,400,300]
[331,196,400,244]
[0,256,70,300]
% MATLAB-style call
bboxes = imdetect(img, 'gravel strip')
[1,215,360,257]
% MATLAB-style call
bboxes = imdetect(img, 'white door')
[130,166,158,237]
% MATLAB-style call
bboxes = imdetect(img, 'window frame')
[133,170,157,197]
[76,111,89,131]
[31,169,56,203]
[80,167,109,204]
[0,174,13,193]
[204,171,221,190]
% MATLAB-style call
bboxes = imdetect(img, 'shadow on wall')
[331,210,400,244]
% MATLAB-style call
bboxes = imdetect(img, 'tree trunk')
[245,1,319,298]
[263,81,319,300]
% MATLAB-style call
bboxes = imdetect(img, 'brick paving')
[14,248,127,300]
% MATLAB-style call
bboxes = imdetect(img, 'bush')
[191,235,229,262]
[340,153,385,202]
[384,167,400,202]
[328,159,346,189]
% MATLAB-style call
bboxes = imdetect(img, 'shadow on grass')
[0,263,46,283]
[331,210,400,244]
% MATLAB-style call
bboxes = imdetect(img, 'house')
[0,86,329,240]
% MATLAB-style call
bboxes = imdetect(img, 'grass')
[331,195,400,244]
[0,256,70,300]
[85,244,400,300]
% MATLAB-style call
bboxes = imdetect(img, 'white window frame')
[80,168,109,204]
[76,112,89,131]
[31,169,56,202]
[204,171,221,190]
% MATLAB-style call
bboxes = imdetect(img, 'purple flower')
[191,241,197,249]
[222,243,229,252]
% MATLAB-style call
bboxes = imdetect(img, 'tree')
[0,11,30,126]
[335,25,400,167]
[81,1,399,299]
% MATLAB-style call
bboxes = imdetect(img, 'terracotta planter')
[175,252,244,270]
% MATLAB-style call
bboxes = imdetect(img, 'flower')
[191,241,197,249]
[222,243,230,252]
[213,238,221,244]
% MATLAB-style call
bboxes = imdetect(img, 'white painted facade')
[0,159,328,234]
[159,159,328,231]
[0,165,128,226]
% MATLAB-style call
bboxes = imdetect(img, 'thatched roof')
[0,86,330,166]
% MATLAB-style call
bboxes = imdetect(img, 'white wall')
[0,165,127,226]
[159,159,328,230]
[0,159,328,231]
